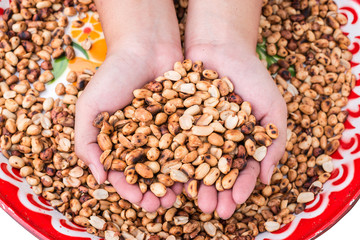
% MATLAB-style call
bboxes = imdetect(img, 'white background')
[0,201,359,239]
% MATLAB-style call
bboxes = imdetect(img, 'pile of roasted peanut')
[94,61,278,198]
[0,0,356,239]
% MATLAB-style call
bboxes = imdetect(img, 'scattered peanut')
[0,0,354,240]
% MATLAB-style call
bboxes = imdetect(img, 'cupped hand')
[75,47,183,212]
[186,45,287,219]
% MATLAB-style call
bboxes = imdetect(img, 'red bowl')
[1,0,360,239]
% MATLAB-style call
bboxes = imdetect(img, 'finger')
[171,182,184,195]
[259,102,287,184]
[84,143,107,184]
[75,98,107,184]
[198,183,217,214]
[160,188,176,209]
[140,191,160,212]
[108,170,143,204]
[232,159,260,204]
[259,138,284,184]
[216,190,236,220]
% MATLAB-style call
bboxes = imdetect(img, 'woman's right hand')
[76,0,183,212]
[75,47,183,212]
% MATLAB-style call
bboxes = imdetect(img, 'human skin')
[75,0,183,212]
[75,0,287,218]
[184,0,287,219]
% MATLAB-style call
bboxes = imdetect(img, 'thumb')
[259,102,287,185]
[80,143,107,184]
[75,98,107,184]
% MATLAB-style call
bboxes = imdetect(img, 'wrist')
[104,42,183,83]
[185,0,261,56]
[185,28,257,54]
[95,0,181,61]
[107,41,183,62]
[185,41,258,65]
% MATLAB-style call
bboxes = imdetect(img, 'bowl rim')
[1,171,360,240]
[0,192,48,240]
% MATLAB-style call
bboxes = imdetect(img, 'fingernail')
[267,165,275,185]
[89,164,101,184]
